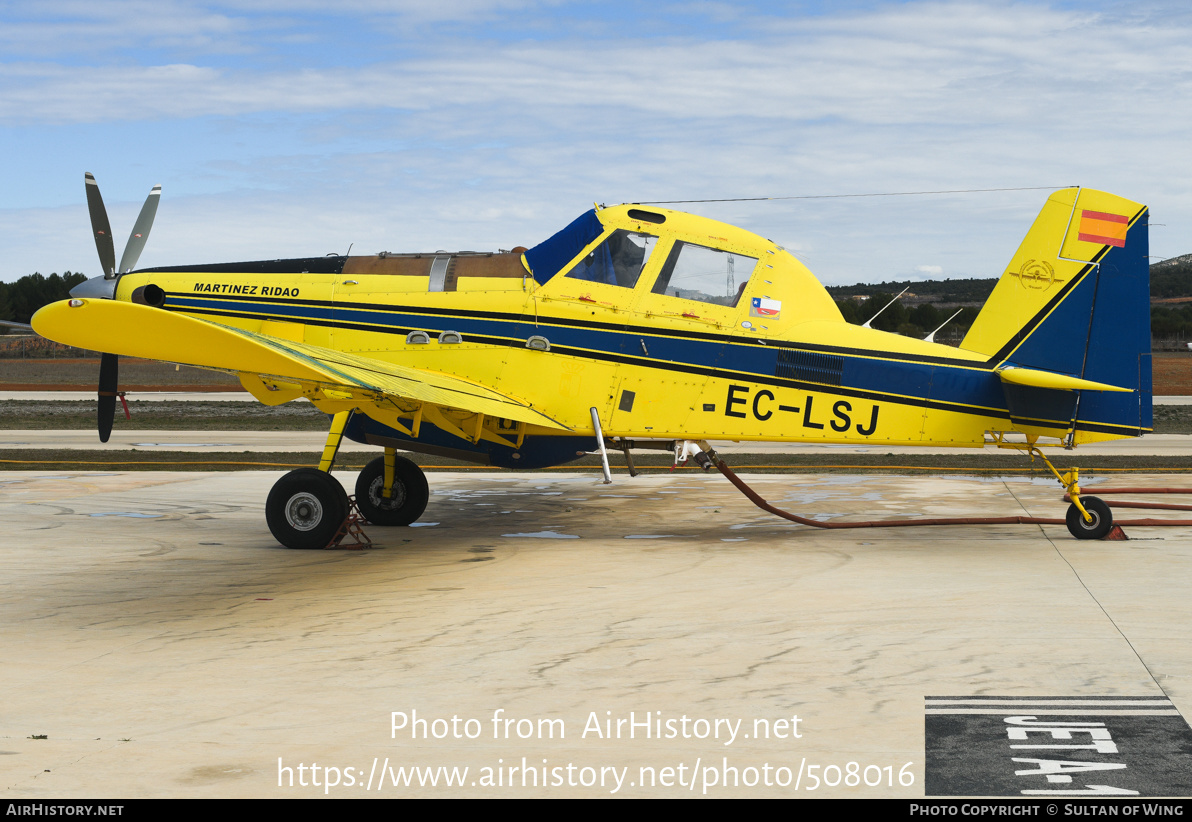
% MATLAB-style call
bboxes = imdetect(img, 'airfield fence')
[0,335,97,359]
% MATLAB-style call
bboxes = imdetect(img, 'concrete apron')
[0,470,1188,797]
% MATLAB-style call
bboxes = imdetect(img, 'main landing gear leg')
[355,446,429,526]
[265,411,352,549]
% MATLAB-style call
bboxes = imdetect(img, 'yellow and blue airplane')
[32,177,1151,547]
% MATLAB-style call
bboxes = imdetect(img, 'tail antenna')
[861,287,909,329]
[923,308,964,343]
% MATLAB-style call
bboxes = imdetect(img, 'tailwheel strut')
[1018,443,1113,540]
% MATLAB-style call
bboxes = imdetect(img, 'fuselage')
[114,203,1131,454]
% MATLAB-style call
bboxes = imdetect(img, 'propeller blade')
[85,172,116,278]
[118,184,161,274]
[98,352,118,443]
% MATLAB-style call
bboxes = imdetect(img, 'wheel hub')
[369,477,406,510]
[285,492,323,531]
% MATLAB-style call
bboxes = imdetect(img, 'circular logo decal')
[1016,259,1055,290]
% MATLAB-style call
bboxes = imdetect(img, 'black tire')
[355,455,430,526]
[266,468,349,549]
[1066,496,1113,540]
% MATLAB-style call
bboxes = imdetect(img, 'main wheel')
[1066,496,1113,540]
[266,468,349,549]
[355,455,429,526]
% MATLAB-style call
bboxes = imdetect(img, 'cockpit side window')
[650,242,758,307]
[564,230,659,289]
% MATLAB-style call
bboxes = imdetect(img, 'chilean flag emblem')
[750,297,781,319]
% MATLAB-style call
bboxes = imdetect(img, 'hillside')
[826,255,1192,345]
[826,277,997,305]
[1149,253,1192,299]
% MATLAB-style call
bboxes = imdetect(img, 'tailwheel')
[355,455,429,526]
[1066,496,1113,540]
[266,468,350,549]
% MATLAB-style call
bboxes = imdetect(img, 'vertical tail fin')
[961,188,1151,442]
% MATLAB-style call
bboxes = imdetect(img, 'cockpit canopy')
[524,207,759,307]
[523,209,605,285]
[522,204,843,326]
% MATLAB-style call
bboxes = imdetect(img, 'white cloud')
[3,1,1191,284]
[4,3,1190,128]
[0,1,250,57]
[0,1,552,58]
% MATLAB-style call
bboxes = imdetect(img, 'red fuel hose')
[715,459,1192,530]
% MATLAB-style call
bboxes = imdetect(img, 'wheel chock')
[1102,524,1129,541]
[326,494,373,550]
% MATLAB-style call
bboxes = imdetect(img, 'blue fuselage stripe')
[168,293,1013,415]
[165,293,1158,435]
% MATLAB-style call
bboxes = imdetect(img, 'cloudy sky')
[2,0,1190,285]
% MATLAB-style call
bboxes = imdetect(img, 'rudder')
[961,188,1151,442]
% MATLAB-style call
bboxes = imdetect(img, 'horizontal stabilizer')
[996,366,1131,393]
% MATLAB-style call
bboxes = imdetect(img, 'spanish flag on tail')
[1077,209,1129,248]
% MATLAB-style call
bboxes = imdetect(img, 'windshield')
[564,230,659,289]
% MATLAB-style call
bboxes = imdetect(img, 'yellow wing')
[31,299,571,441]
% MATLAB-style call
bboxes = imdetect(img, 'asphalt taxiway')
[1,469,1189,797]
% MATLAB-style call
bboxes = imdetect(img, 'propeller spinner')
[80,173,161,442]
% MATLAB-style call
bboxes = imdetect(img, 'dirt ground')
[0,358,240,390]
[1153,351,1192,395]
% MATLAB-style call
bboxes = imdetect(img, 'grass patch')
[0,400,328,430]
[1150,404,1192,433]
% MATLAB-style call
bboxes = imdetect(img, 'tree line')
[5,256,1192,344]
[832,295,980,343]
[830,254,1192,345]
[0,272,87,328]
